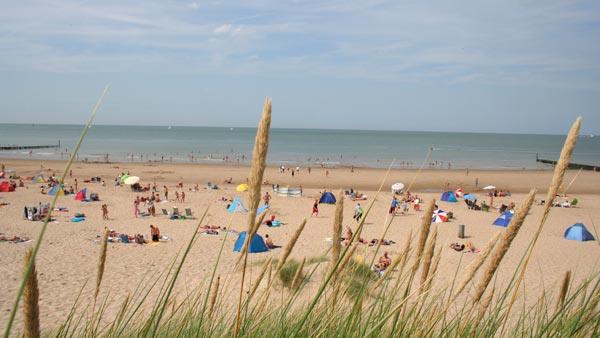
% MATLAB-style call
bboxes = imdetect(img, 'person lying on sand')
[0,234,31,243]
[374,252,392,274]
[465,241,480,253]
[265,234,280,249]
[368,239,396,246]
[450,243,465,252]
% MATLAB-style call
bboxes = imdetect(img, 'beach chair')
[172,207,180,216]
[185,208,195,219]
[161,208,169,216]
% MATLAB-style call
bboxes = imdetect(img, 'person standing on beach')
[101,204,109,220]
[164,186,169,200]
[150,225,160,242]
[181,191,185,203]
[134,199,140,218]
[353,203,363,221]
[263,192,271,206]
[312,199,319,217]
[74,178,78,192]
[389,196,399,214]
[175,191,180,202]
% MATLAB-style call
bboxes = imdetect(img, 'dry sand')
[1,159,599,331]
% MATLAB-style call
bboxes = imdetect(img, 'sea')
[1,124,599,170]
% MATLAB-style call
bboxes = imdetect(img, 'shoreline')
[2,158,599,193]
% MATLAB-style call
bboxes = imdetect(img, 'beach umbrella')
[391,182,405,194]
[236,183,249,192]
[432,209,448,223]
[483,185,496,190]
[124,176,140,185]
[463,194,477,201]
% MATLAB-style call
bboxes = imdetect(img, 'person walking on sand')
[164,185,169,200]
[263,192,271,206]
[312,199,319,217]
[134,199,140,218]
[101,204,109,220]
[353,203,364,221]
[175,191,180,202]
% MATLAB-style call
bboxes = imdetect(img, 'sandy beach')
[1,159,599,331]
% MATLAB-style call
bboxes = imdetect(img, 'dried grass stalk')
[476,286,495,323]
[412,199,436,273]
[208,276,220,318]
[472,189,536,303]
[419,227,438,294]
[95,228,109,299]
[331,190,344,274]
[23,249,40,338]
[425,247,442,292]
[249,258,272,300]
[275,219,307,273]
[454,232,501,298]
[556,270,571,311]
[291,258,306,289]
[239,98,272,257]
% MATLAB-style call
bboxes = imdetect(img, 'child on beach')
[134,199,140,218]
[263,192,271,206]
[101,204,109,220]
[312,199,319,217]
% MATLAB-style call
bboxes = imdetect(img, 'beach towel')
[71,217,85,222]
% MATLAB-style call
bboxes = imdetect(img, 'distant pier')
[0,141,60,151]
[536,154,598,171]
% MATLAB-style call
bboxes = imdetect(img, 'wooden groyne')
[0,141,60,151]
[536,154,599,171]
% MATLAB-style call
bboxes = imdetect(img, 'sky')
[0,0,599,134]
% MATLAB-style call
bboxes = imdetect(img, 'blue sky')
[0,0,599,134]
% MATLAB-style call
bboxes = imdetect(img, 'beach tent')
[227,197,248,213]
[319,192,336,204]
[233,231,269,253]
[257,204,269,215]
[463,194,477,201]
[493,212,513,227]
[236,184,249,192]
[564,223,595,241]
[32,174,45,183]
[48,185,64,196]
[432,209,448,223]
[440,191,458,202]
[0,181,15,192]
[75,188,87,201]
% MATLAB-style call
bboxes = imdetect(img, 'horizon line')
[0,122,595,137]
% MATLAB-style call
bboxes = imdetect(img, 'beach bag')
[119,234,129,243]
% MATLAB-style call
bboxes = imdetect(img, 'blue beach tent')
[233,231,269,253]
[48,185,64,196]
[463,194,477,201]
[440,191,458,202]
[227,197,248,213]
[319,192,336,204]
[564,223,595,241]
[493,212,513,227]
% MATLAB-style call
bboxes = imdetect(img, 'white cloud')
[187,2,200,10]
[213,24,232,35]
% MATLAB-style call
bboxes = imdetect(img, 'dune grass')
[3,100,599,338]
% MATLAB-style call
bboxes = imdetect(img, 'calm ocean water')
[1,124,599,169]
